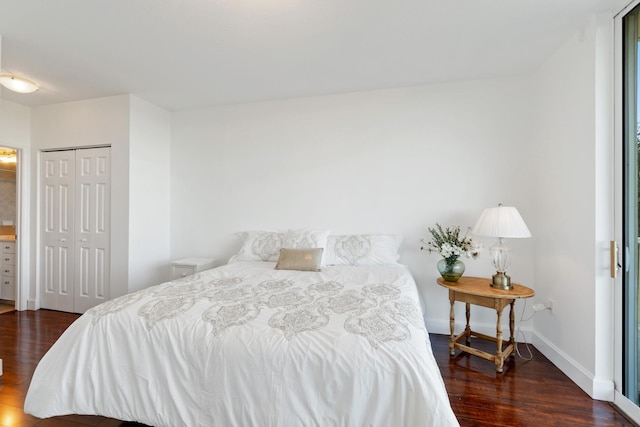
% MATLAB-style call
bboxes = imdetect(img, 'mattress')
[24,261,459,427]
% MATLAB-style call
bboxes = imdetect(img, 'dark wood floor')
[0,309,636,427]
[430,334,637,426]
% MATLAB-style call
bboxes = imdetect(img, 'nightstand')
[437,276,535,372]
[171,257,216,280]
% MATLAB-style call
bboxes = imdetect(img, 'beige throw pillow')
[275,248,323,272]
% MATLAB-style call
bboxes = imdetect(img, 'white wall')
[0,99,31,310]
[128,96,171,291]
[0,99,30,146]
[531,15,614,400]
[171,78,538,334]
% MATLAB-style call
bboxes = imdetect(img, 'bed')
[24,232,459,427]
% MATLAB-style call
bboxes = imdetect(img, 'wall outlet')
[532,303,547,312]
[546,299,554,313]
[533,300,554,313]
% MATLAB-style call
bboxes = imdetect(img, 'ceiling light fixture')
[0,73,39,94]
[0,149,17,163]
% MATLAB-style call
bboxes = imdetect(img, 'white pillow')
[228,229,330,264]
[323,234,400,266]
[282,229,330,250]
[228,231,285,263]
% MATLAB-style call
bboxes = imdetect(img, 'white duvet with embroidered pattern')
[25,261,458,427]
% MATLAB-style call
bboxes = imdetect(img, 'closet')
[40,147,111,313]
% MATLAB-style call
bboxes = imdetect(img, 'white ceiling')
[0,0,630,111]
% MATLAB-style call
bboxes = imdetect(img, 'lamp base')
[491,272,512,290]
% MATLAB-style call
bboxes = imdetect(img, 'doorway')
[0,146,17,313]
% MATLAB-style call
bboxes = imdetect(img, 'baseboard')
[425,316,613,401]
[614,390,640,422]
[531,331,614,401]
[27,299,38,311]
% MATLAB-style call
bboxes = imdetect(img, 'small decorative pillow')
[323,234,401,266]
[275,248,323,272]
[228,230,285,263]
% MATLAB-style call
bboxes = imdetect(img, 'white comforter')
[25,261,459,427]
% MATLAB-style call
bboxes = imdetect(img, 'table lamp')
[472,203,531,290]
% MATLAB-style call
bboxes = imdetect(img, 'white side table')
[171,257,216,280]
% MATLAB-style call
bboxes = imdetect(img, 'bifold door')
[40,147,110,313]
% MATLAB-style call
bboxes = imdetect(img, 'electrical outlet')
[546,299,554,312]
[532,303,546,312]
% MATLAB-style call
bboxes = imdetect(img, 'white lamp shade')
[0,74,39,94]
[472,205,531,238]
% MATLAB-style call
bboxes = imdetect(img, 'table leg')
[465,302,471,345]
[496,307,504,373]
[449,293,455,356]
[509,300,515,357]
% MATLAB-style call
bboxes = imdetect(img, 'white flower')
[441,243,454,258]
[421,223,481,262]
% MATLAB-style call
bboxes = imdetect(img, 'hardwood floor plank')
[0,310,637,426]
[430,333,637,426]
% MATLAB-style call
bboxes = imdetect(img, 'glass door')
[623,4,640,405]
[617,4,640,419]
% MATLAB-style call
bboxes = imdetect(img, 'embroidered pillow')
[228,231,285,263]
[282,229,330,250]
[323,234,400,266]
[275,248,323,272]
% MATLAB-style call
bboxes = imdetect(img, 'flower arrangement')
[421,223,481,266]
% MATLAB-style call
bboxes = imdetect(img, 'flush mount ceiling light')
[0,73,39,94]
[0,149,17,163]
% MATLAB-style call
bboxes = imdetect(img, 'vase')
[437,258,465,282]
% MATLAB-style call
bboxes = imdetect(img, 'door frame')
[37,146,111,313]
[15,146,28,311]
[0,143,28,312]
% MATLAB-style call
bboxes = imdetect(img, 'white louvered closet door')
[40,147,110,313]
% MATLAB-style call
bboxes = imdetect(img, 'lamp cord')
[515,299,533,361]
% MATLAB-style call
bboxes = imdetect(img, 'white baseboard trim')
[615,390,640,423]
[531,331,614,401]
[27,299,38,311]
